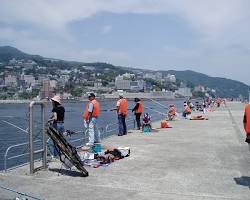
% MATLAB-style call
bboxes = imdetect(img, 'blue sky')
[0,0,250,85]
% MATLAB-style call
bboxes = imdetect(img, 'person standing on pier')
[132,98,143,130]
[48,95,65,156]
[48,95,65,134]
[116,94,128,136]
[82,93,101,149]
[243,102,250,150]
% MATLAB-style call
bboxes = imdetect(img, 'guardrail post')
[29,101,47,174]
[29,102,34,174]
[41,103,46,170]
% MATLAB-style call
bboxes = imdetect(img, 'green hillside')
[165,70,249,98]
[0,46,249,98]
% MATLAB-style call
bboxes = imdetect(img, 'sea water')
[0,99,184,170]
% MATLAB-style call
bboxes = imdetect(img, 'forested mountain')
[0,46,249,98]
[163,70,249,98]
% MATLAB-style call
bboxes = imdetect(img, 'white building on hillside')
[21,74,36,86]
[4,75,17,87]
[165,74,176,82]
[115,75,145,91]
[175,87,192,97]
[115,75,130,90]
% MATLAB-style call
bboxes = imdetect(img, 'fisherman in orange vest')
[116,93,128,136]
[132,98,143,130]
[82,92,100,148]
[183,102,192,118]
[243,102,250,150]
[168,104,177,120]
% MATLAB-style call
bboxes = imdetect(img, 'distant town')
[0,57,218,100]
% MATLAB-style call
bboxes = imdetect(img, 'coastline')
[0,96,188,104]
[0,99,32,104]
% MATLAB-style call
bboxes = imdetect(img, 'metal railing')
[4,140,41,172]
[104,118,135,138]
[29,101,47,174]
[3,111,165,172]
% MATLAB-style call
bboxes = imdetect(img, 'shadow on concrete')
[49,168,85,177]
[234,176,250,188]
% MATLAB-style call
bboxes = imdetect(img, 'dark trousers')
[135,113,142,129]
[118,114,127,135]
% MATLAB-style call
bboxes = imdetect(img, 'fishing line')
[145,98,169,109]
[144,106,167,116]
[2,120,28,133]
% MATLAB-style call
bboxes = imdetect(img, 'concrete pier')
[0,102,249,199]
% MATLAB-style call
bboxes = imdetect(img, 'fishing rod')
[101,107,156,112]
[144,106,167,116]
[101,108,133,112]
[2,120,28,134]
[145,98,169,109]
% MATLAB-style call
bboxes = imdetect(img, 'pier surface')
[0,102,249,200]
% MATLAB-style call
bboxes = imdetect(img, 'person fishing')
[167,104,177,120]
[243,102,250,151]
[111,93,128,136]
[48,95,65,156]
[132,98,143,130]
[82,92,101,150]
[183,102,191,118]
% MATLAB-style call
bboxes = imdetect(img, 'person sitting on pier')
[167,104,177,121]
[187,101,195,111]
[183,102,192,119]
[142,113,152,132]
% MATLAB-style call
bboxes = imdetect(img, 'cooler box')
[92,143,102,153]
[161,120,169,128]
[143,125,151,133]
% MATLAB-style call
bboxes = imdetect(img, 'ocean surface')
[0,99,185,171]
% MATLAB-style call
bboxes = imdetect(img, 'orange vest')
[184,105,191,113]
[82,99,100,119]
[136,100,143,113]
[244,104,250,134]
[118,98,127,116]
[169,106,176,115]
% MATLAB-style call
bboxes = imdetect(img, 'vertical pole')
[29,103,34,174]
[41,103,47,169]
[249,91,250,103]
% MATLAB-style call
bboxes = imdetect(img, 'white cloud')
[0,27,31,41]
[1,0,250,84]
[1,0,249,32]
[1,0,250,41]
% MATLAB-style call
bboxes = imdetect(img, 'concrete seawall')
[0,102,249,199]
[0,99,31,104]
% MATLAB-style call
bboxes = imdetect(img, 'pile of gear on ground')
[80,146,130,168]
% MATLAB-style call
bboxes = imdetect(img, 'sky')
[0,0,250,85]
